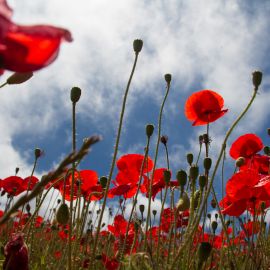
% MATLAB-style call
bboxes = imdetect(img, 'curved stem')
[91,52,140,260]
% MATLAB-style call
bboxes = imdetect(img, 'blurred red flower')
[229,133,263,159]
[0,0,72,74]
[185,89,228,126]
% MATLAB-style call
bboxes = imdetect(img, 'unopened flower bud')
[163,170,171,185]
[264,146,270,156]
[203,157,212,171]
[210,198,217,209]
[186,153,193,166]
[6,72,33,85]
[235,157,245,167]
[70,87,81,103]
[268,128,270,137]
[152,210,157,216]
[176,170,187,187]
[198,242,212,266]
[146,124,154,138]
[207,213,211,220]
[199,135,204,145]
[176,192,190,212]
[164,74,172,84]
[194,190,201,210]
[15,167,19,175]
[190,165,199,180]
[160,135,168,145]
[34,148,42,159]
[56,203,69,225]
[199,175,207,189]
[252,70,263,90]
[133,39,143,53]
[139,204,145,213]
[99,176,108,189]
[26,204,31,213]
[211,221,218,233]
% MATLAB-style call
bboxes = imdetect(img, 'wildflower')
[185,89,228,126]
[0,0,72,73]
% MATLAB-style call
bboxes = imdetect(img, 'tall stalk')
[91,40,143,261]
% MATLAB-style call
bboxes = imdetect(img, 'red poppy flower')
[101,254,119,270]
[185,89,228,126]
[60,170,98,201]
[108,183,137,199]
[115,154,153,185]
[0,176,26,196]
[229,134,263,159]
[0,0,72,73]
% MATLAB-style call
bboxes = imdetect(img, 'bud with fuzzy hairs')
[252,70,263,90]
[4,233,29,270]
[6,72,33,85]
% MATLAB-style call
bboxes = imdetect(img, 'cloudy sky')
[1,0,270,204]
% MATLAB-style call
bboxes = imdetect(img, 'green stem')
[91,51,140,261]
[144,79,171,251]
[0,82,7,88]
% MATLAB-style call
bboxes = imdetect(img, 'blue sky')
[1,0,270,206]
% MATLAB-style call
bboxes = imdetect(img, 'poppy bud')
[163,170,171,185]
[34,148,42,159]
[133,39,143,53]
[26,204,31,213]
[198,242,212,267]
[176,192,190,212]
[6,72,33,85]
[3,233,29,270]
[160,135,168,145]
[199,135,204,145]
[211,221,218,233]
[139,204,145,214]
[203,157,212,171]
[146,124,154,138]
[199,175,207,189]
[194,190,201,210]
[56,203,69,225]
[152,210,157,216]
[207,213,211,220]
[99,176,108,189]
[186,153,193,166]
[15,167,19,175]
[70,87,81,103]
[164,74,172,84]
[210,198,217,209]
[57,199,61,204]
[268,128,270,137]
[215,213,218,220]
[176,170,187,187]
[252,70,263,90]
[264,146,270,156]
[189,165,199,180]
[235,157,245,167]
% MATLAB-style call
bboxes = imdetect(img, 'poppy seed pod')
[70,87,81,103]
[264,146,270,156]
[176,192,190,212]
[211,221,218,233]
[163,170,171,185]
[252,70,263,89]
[139,204,145,213]
[203,157,212,171]
[235,157,245,167]
[210,199,217,209]
[164,74,172,83]
[133,39,143,53]
[99,176,108,189]
[160,135,168,145]
[56,203,69,225]
[146,124,154,138]
[6,72,33,85]
[186,153,193,166]
[198,242,212,266]
[199,175,207,189]
[34,148,42,159]
[176,170,187,187]
[189,165,199,180]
